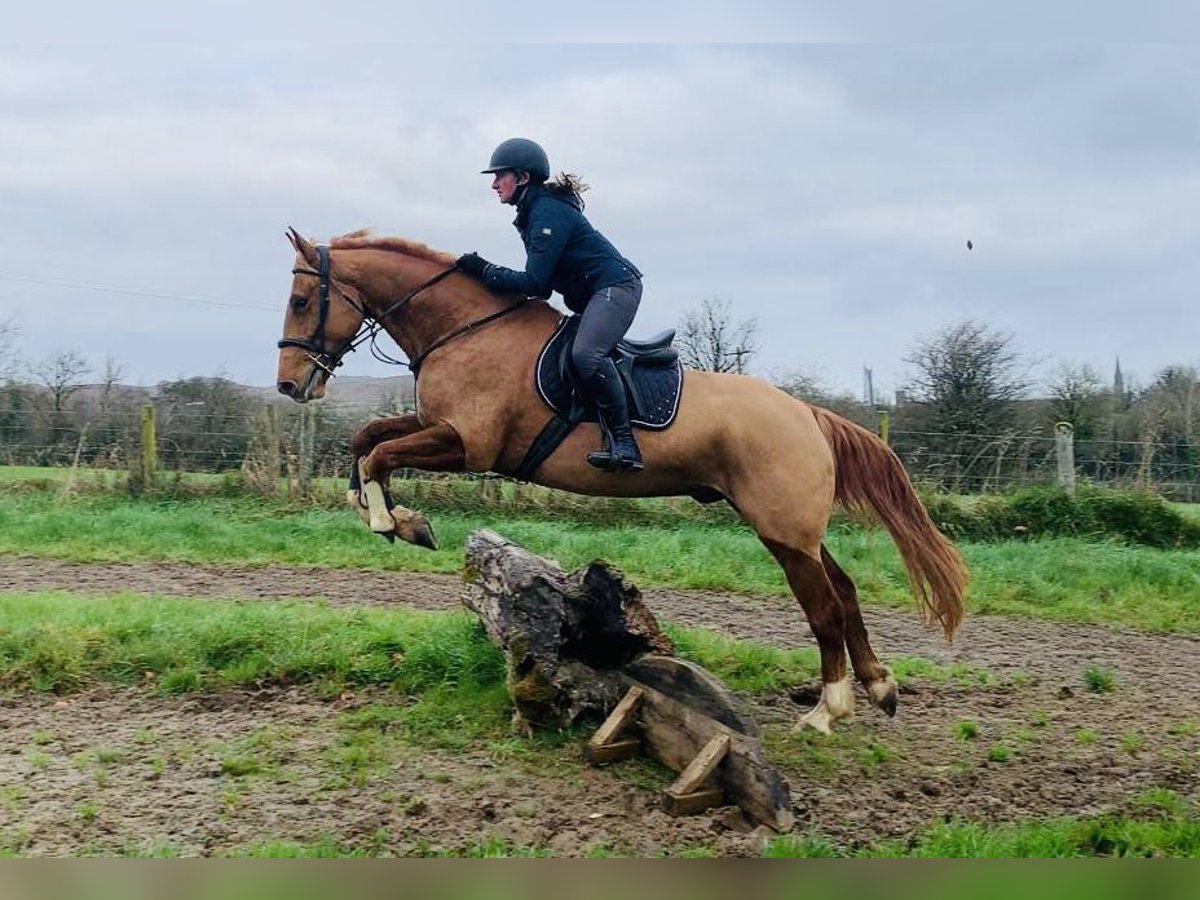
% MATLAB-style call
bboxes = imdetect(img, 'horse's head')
[275,228,368,403]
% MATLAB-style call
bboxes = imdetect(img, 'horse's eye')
[291,296,309,313]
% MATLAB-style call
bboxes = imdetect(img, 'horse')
[274,227,968,734]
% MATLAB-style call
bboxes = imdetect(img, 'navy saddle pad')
[534,315,683,430]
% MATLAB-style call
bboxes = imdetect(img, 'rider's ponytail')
[545,172,589,210]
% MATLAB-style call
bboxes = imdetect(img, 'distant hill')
[241,374,416,412]
[8,373,416,415]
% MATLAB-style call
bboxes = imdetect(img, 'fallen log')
[462,529,795,831]
[463,528,673,730]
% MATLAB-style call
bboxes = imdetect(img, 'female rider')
[456,138,644,472]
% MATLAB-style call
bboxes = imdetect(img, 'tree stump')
[463,529,795,832]
[463,529,674,730]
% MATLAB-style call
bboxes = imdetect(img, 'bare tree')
[33,349,91,412]
[1141,365,1199,445]
[1046,362,1108,441]
[0,317,20,382]
[676,297,758,373]
[903,320,1030,435]
[773,369,873,427]
[899,320,1031,490]
[99,355,126,414]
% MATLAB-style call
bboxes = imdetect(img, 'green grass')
[1084,666,1117,693]
[765,798,1200,857]
[3,487,1200,632]
[954,719,979,741]
[0,592,504,695]
[0,589,964,703]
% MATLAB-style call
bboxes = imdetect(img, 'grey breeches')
[570,278,642,384]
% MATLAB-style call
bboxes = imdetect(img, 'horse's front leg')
[350,413,423,458]
[346,413,432,540]
[357,422,466,550]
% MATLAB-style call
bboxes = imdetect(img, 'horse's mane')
[330,229,456,266]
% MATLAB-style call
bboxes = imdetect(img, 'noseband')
[277,245,363,378]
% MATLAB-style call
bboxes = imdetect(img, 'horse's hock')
[463,529,794,832]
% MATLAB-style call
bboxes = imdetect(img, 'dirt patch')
[2,555,1198,856]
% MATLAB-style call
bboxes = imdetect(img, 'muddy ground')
[1,555,1198,856]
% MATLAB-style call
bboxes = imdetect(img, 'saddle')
[515,315,684,479]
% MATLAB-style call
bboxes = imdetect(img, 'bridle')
[277,244,484,380]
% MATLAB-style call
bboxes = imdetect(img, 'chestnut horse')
[274,228,968,733]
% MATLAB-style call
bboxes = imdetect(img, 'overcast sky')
[2,38,1198,402]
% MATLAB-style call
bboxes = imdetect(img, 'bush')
[922,485,1200,549]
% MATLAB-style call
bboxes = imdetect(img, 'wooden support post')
[1055,421,1076,496]
[136,403,157,493]
[877,407,891,447]
[264,405,280,497]
[297,405,315,498]
[662,732,730,817]
[584,686,645,765]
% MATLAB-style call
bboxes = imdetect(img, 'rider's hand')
[456,252,491,280]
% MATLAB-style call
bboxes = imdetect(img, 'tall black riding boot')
[584,359,644,472]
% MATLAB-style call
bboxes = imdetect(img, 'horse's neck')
[353,251,502,363]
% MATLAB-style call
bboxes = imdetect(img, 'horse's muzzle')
[277,380,308,403]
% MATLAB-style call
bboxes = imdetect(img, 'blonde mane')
[330,229,456,267]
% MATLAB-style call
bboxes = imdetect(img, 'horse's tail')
[811,405,967,641]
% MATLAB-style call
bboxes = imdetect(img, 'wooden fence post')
[135,403,157,492]
[297,405,315,498]
[1055,422,1076,496]
[876,408,891,447]
[264,405,281,496]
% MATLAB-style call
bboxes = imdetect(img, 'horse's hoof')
[795,708,833,735]
[407,520,438,551]
[867,673,899,718]
[393,512,438,551]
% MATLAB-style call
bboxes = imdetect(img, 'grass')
[765,798,1200,857]
[0,589,981,704]
[1084,666,1117,693]
[3,487,1200,632]
[954,719,979,741]
[0,591,504,695]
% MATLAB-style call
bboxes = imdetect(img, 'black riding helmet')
[481,138,550,182]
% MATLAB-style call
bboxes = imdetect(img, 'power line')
[0,270,277,312]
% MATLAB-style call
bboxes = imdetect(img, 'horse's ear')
[286,227,318,266]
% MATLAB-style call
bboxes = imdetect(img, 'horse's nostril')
[277,381,297,397]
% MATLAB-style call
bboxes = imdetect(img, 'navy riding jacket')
[481,184,641,313]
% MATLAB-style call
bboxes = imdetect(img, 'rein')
[279,245,523,378]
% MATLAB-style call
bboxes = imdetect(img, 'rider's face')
[491,170,527,205]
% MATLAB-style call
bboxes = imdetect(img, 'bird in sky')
[966,240,974,250]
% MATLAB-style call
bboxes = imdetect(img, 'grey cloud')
[1,43,1196,400]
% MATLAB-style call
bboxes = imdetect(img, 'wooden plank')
[584,737,641,765]
[667,732,730,796]
[631,676,795,832]
[589,686,645,748]
[661,787,725,817]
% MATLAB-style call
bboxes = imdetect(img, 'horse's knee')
[362,447,391,484]
[350,424,378,457]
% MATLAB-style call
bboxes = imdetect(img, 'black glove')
[456,252,491,280]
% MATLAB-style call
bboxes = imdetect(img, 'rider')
[456,138,644,473]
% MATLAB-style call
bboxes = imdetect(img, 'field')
[1,473,1199,857]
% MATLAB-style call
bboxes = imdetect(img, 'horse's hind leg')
[762,539,854,734]
[821,545,898,717]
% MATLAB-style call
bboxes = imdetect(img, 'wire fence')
[2,403,1200,501]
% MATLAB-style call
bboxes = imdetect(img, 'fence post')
[264,405,281,496]
[1054,422,1076,496]
[297,404,315,498]
[876,408,890,447]
[135,403,157,492]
